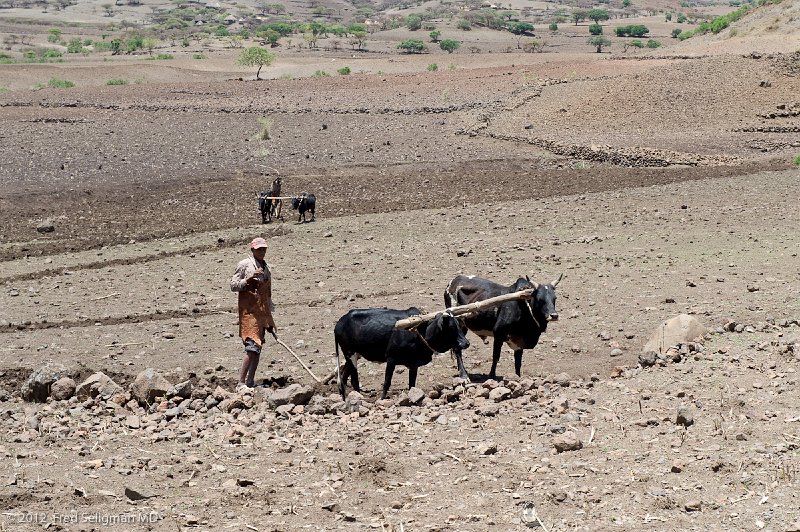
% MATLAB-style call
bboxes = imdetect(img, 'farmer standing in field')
[230,237,276,390]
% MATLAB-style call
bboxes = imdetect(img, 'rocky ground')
[1,9,800,529]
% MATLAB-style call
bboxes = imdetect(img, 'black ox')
[291,193,316,223]
[334,308,470,399]
[444,274,562,381]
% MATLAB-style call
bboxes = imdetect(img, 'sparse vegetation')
[398,39,426,54]
[337,66,351,75]
[623,39,644,51]
[677,4,751,40]
[313,70,329,77]
[427,63,438,72]
[523,39,544,53]
[672,28,683,38]
[647,39,662,48]
[439,39,460,54]
[47,78,75,88]
[457,19,472,31]
[237,46,275,80]
[589,23,603,35]
[146,53,174,60]
[615,25,649,37]
[588,36,611,53]
[105,79,128,85]
[257,116,272,140]
[429,30,440,43]
[0,86,8,93]
[587,8,610,23]
[793,154,800,167]
[406,15,422,31]
[47,28,61,43]
[193,53,207,59]
[549,21,558,32]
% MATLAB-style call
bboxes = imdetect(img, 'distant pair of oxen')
[258,177,316,224]
[335,273,562,399]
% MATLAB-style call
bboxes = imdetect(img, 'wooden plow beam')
[394,288,535,330]
[255,195,297,201]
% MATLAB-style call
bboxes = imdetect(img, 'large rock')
[131,368,172,404]
[50,377,76,401]
[553,431,583,453]
[268,384,314,407]
[21,363,71,402]
[76,372,123,400]
[643,314,707,354]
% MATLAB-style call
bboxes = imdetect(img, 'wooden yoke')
[394,288,535,330]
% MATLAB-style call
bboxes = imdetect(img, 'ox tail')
[334,336,342,388]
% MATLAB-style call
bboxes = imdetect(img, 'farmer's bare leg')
[240,338,261,387]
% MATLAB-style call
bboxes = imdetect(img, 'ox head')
[523,273,563,328]
[291,197,300,210]
[424,311,470,353]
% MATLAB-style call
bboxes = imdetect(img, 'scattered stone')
[643,314,707,354]
[407,387,426,405]
[477,403,501,417]
[36,220,55,233]
[131,368,172,404]
[124,486,156,501]
[553,373,571,387]
[268,384,314,406]
[76,372,123,400]
[552,431,583,453]
[169,381,193,399]
[488,386,512,402]
[50,377,76,401]
[477,443,498,455]
[684,499,702,512]
[610,348,623,358]
[676,407,694,427]
[21,363,71,402]
[638,351,658,368]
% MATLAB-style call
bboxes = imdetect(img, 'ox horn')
[551,273,563,287]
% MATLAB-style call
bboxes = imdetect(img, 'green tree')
[622,0,631,7]
[589,23,603,35]
[588,35,611,53]
[406,15,422,31]
[258,29,280,47]
[646,39,661,48]
[398,39,425,53]
[572,9,588,25]
[588,8,610,23]
[507,21,534,35]
[549,21,558,32]
[142,37,157,55]
[429,29,441,42]
[439,39,460,53]
[671,28,682,38]
[237,46,275,79]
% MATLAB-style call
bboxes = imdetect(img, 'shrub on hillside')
[589,23,603,35]
[48,78,75,88]
[398,39,426,53]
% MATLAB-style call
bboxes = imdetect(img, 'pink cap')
[250,237,268,249]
